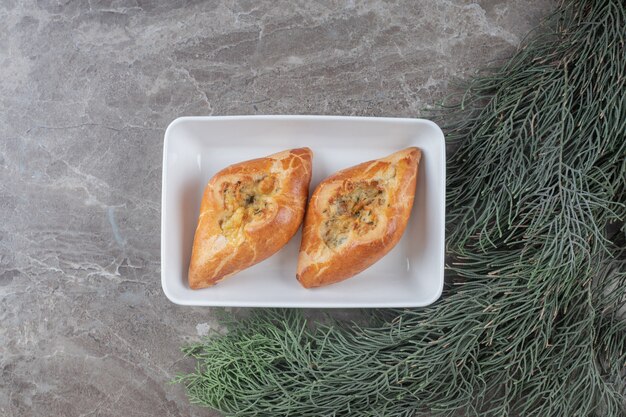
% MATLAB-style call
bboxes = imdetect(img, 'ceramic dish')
[161,116,445,307]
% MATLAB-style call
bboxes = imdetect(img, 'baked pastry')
[296,147,420,288]
[188,148,313,289]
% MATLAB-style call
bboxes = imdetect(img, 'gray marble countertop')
[1,1,551,416]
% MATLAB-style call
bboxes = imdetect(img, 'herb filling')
[219,175,277,238]
[322,180,387,248]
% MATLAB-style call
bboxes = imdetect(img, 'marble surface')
[0,1,552,416]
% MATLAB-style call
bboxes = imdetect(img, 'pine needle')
[175,1,626,415]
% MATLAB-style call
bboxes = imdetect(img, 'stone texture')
[0,0,552,416]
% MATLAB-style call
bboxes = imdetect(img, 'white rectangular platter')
[161,116,445,307]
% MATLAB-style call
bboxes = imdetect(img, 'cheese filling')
[219,175,277,239]
[322,180,387,249]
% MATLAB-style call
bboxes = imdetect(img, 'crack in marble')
[168,59,214,114]
[83,312,174,380]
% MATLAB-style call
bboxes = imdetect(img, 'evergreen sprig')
[175,1,626,415]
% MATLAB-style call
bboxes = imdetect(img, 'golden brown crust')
[296,148,420,288]
[188,148,313,289]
